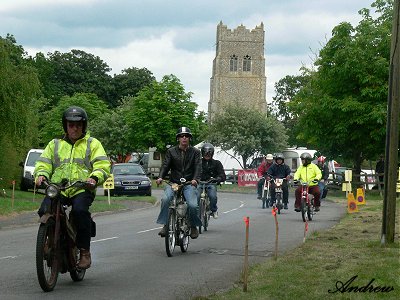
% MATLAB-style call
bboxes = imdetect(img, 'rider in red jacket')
[257,154,274,200]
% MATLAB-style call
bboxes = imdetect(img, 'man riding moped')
[256,154,274,200]
[265,153,291,209]
[197,143,226,219]
[35,106,111,270]
[156,127,202,239]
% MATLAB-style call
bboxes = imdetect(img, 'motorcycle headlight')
[46,184,59,198]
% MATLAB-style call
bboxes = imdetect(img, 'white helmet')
[266,154,274,160]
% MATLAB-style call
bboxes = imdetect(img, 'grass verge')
[0,189,157,216]
[205,195,400,300]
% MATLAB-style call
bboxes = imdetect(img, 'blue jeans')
[197,184,218,212]
[156,185,201,227]
[318,181,327,199]
[257,178,265,197]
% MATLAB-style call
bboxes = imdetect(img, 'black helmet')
[176,127,192,139]
[274,153,285,163]
[300,152,312,165]
[201,143,214,157]
[62,106,88,133]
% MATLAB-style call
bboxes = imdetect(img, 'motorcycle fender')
[39,214,52,224]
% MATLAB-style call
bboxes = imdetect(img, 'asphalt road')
[0,190,345,299]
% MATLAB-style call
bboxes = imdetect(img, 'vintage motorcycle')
[270,178,286,214]
[261,177,272,209]
[36,180,95,292]
[164,178,193,257]
[198,178,218,233]
[298,180,315,222]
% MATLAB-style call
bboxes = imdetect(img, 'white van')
[20,149,44,191]
[282,147,317,173]
[147,147,162,178]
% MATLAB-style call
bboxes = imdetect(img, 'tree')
[124,74,207,153]
[289,0,393,172]
[110,67,155,107]
[92,104,133,162]
[0,34,41,184]
[206,104,288,168]
[39,93,109,145]
[270,70,311,146]
[33,49,113,106]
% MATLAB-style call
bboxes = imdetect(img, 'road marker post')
[272,207,279,260]
[243,216,250,292]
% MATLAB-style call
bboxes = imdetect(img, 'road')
[0,190,345,299]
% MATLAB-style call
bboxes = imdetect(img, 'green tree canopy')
[270,69,311,147]
[206,104,288,168]
[110,67,155,107]
[124,74,207,153]
[0,34,41,184]
[32,49,113,106]
[39,93,109,144]
[289,0,392,171]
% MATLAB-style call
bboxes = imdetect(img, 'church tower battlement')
[208,22,267,122]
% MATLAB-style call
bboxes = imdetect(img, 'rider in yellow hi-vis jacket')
[34,106,110,269]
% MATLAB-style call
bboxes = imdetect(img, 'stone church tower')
[208,22,267,122]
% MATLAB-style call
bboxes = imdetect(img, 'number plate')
[125,186,139,190]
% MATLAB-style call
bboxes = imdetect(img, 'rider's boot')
[77,249,91,269]
[190,227,199,239]
[158,226,166,237]
[283,203,288,209]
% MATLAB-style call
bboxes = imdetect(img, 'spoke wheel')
[276,193,282,214]
[301,199,307,222]
[70,247,86,281]
[36,221,59,292]
[307,203,313,221]
[199,199,206,234]
[180,231,189,253]
[165,209,176,257]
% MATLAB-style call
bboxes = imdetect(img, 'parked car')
[19,149,44,191]
[105,163,152,196]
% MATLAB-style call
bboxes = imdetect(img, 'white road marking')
[0,256,18,260]
[137,226,163,234]
[91,236,119,243]
[136,201,244,234]
[222,201,245,214]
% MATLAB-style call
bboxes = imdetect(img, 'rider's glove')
[312,179,319,184]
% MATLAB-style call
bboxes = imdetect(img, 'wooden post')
[382,0,400,245]
[11,180,15,209]
[272,207,279,260]
[243,216,249,292]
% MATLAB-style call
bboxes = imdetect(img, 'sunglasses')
[178,134,190,138]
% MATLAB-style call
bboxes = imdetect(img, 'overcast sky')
[0,0,373,112]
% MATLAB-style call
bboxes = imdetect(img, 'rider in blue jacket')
[266,153,291,209]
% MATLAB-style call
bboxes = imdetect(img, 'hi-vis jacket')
[293,163,322,186]
[34,132,111,197]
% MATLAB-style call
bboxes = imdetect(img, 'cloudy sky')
[0,0,373,112]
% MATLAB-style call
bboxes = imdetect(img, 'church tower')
[208,22,267,122]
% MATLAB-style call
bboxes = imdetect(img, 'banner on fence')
[238,169,258,187]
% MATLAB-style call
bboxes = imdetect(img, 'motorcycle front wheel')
[36,221,59,292]
[301,199,307,222]
[276,193,282,214]
[165,208,176,257]
[180,230,189,253]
